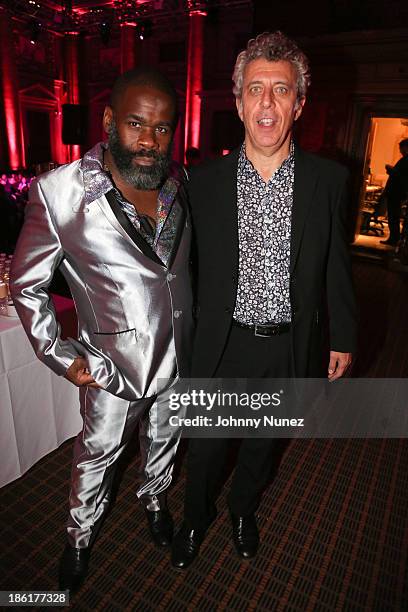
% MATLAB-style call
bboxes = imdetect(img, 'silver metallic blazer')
[10,159,193,401]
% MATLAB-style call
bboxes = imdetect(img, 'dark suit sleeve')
[326,169,358,353]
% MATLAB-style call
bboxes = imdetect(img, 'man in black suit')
[171,31,357,568]
[380,138,408,246]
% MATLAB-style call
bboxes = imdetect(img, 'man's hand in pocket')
[65,357,101,388]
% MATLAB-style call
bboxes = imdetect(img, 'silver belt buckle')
[254,324,269,337]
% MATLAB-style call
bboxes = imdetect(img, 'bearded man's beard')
[107,121,172,190]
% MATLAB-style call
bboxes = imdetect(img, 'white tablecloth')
[0,315,82,488]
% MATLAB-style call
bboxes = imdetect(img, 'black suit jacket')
[188,145,357,378]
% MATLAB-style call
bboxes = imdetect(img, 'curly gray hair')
[232,31,311,101]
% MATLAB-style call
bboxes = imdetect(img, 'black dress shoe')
[171,523,205,569]
[145,508,174,547]
[230,513,259,559]
[58,544,90,593]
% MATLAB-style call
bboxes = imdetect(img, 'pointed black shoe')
[58,544,90,593]
[171,523,205,569]
[145,508,174,547]
[230,513,259,559]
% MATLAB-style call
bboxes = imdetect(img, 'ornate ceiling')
[0,0,252,35]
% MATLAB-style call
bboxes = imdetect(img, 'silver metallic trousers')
[66,385,179,548]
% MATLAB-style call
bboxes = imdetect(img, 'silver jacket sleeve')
[10,179,80,375]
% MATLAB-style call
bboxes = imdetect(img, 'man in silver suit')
[10,67,193,592]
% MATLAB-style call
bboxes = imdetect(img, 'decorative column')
[0,7,25,169]
[64,32,81,161]
[52,79,70,164]
[184,4,206,154]
[120,23,137,73]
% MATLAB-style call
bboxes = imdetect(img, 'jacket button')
[174,310,182,319]
[167,273,176,282]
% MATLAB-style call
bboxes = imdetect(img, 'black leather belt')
[232,320,291,337]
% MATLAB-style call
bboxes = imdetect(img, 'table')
[0,296,82,488]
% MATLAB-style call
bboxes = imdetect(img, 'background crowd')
[0,171,33,254]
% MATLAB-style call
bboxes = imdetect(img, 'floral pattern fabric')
[233,142,294,325]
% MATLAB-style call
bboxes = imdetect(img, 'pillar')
[120,23,137,73]
[52,79,70,165]
[184,6,206,154]
[0,7,25,169]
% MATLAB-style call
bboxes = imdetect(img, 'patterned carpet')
[1,259,408,611]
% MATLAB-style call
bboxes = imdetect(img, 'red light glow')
[120,23,137,72]
[0,9,24,169]
[184,11,205,154]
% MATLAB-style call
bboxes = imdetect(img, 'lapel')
[213,149,240,276]
[211,146,318,277]
[94,189,139,246]
[104,189,165,267]
[165,184,187,270]
[290,146,319,272]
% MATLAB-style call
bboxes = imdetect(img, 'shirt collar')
[81,141,113,206]
[238,140,295,180]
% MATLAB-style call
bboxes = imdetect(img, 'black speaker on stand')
[62,104,88,145]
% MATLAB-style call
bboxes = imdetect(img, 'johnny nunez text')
[169,415,305,429]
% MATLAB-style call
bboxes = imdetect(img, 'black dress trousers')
[184,323,291,530]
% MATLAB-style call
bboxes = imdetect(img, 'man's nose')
[261,89,275,108]
[137,126,158,149]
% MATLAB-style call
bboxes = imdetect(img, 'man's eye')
[275,86,288,95]
[156,126,169,134]
[129,121,141,128]
[250,86,262,95]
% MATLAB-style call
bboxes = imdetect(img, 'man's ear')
[103,106,113,135]
[294,97,306,122]
[235,96,244,122]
